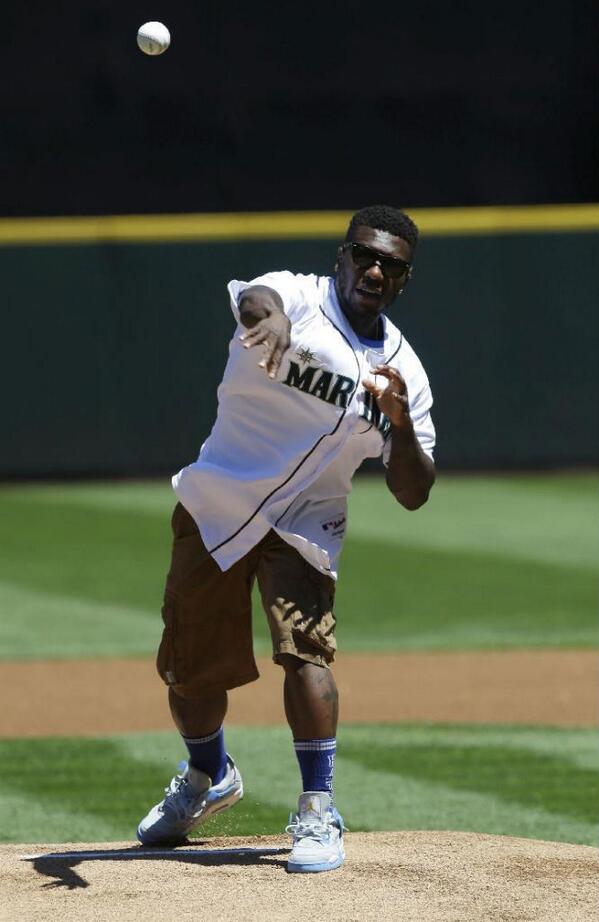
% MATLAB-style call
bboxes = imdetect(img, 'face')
[334,225,413,325]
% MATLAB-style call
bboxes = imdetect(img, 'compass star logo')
[296,347,317,366]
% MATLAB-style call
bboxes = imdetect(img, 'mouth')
[354,287,383,304]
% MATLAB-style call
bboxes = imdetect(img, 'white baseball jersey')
[173,271,435,578]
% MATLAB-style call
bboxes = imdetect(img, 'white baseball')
[137,21,170,56]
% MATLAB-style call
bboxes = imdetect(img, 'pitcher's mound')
[4,831,598,922]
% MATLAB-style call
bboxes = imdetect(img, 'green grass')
[1,724,597,845]
[0,473,596,658]
[1,475,596,849]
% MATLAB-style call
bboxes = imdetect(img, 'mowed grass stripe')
[341,737,596,823]
[0,474,596,659]
[1,536,594,658]
[3,472,596,567]
[0,725,596,845]
[1,791,120,845]
[0,583,160,659]
[336,762,597,847]
[334,537,597,651]
[348,473,598,570]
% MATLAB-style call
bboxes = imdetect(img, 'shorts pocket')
[289,565,337,660]
[291,609,337,660]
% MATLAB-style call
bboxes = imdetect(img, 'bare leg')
[279,653,338,739]
[168,687,228,738]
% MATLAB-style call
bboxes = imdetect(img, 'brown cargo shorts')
[157,503,337,698]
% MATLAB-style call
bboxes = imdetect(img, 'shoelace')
[285,820,334,842]
[162,774,205,820]
[162,761,188,798]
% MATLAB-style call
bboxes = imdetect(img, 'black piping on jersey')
[206,305,362,557]
[384,333,404,366]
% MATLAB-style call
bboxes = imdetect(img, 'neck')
[341,305,383,339]
[334,278,383,339]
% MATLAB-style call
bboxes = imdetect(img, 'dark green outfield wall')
[3,231,598,475]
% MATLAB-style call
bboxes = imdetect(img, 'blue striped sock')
[294,738,336,794]
[183,727,227,785]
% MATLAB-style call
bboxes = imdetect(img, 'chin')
[351,295,382,316]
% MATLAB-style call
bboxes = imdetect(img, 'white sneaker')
[136,756,243,846]
[286,791,345,873]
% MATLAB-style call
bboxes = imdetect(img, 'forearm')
[385,420,435,510]
[238,286,284,329]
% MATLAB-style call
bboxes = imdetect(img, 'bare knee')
[279,654,335,686]
[168,686,228,737]
[279,652,310,676]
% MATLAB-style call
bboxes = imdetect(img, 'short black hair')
[346,205,419,250]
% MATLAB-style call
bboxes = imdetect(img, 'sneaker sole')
[202,783,244,822]
[287,849,345,873]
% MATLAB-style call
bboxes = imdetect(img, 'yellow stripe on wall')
[0,203,598,246]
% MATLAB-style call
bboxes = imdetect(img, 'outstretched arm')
[238,285,291,379]
[363,364,435,510]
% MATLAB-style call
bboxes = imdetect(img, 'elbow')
[386,458,436,510]
[397,490,430,511]
[389,478,434,510]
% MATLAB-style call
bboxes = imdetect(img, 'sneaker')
[136,756,243,846]
[286,791,345,873]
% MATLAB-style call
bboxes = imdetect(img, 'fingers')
[370,364,407,393]
[265,338,289,378]
[364,365,411,427]
[257,336,285,378]
[362,378,385,398]
[363,377,408,406]
[239,321,289,379]
[239,324,269,348]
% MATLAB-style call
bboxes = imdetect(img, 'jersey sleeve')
[227,271,314,325]
[382,373,436,465]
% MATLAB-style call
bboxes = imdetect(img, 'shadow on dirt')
[23,844,290,889]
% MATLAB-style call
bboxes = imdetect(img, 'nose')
[364,261,385,283]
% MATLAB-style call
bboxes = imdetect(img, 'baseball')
[137,21,170,55]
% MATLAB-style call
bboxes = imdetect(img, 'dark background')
[3,0,599,216]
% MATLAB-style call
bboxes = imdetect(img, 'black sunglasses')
[342,242,411,279]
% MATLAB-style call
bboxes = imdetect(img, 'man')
[137,205,436,873]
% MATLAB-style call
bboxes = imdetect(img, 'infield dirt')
[2,650,597,921]
[0,649,596,737]
[3,832,598,922]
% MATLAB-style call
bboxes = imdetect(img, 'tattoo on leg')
[317,674,338,727]
[282,659,339,736]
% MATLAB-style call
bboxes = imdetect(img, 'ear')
[334,245,344,273]
[399,268,412,295]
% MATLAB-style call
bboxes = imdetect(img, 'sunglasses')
[342,242,411,279]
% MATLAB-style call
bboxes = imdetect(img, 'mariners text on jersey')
[283,360,355,409]
[284,360,392,438]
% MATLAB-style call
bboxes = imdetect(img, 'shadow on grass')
[23,842,289,890]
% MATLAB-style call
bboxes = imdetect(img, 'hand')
[239,312,291,379]
[362,364,411,428]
